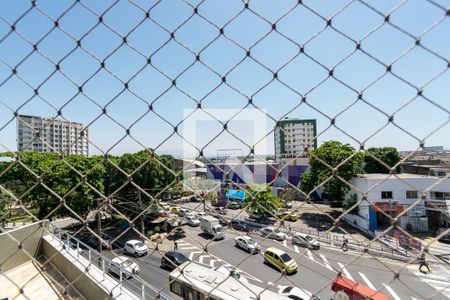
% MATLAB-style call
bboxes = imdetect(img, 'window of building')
[381,191,393,199]
[430,191,450,200]
[406,191,418,199]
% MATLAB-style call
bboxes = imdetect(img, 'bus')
[331,276,390,300]
[169,261,290,300]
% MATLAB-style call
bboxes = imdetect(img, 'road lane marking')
[217,261,263,283]
[320,254,333,270]
[188,251,202,260]
[293,245,299,253]
[282,240,287,247]
[337,262,354,280]
[306,250,314,261]
[383,284,401,300]
[358,272,376,290]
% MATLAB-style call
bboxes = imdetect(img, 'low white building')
[345,173,450,233]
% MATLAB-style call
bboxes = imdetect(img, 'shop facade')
[348,174,450,233]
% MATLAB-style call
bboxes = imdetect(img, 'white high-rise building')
[17,115,89,155]
[274,118,317,161]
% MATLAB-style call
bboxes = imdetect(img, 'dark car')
[231,219,249,231]
[217,216,229,226]
[215,207,227,215]
[161,251,190,270]
[190,196,202,202]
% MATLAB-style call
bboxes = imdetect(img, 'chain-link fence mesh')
[0,0,449,299]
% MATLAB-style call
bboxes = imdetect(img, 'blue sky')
[0,0,449,157]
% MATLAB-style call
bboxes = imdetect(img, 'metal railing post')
[102,258,105,280]
[120,270,123,293]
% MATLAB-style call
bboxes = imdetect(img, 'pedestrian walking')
[288,224,292,234]
[418,253,430,273]
[342,236,348,252]
[280,219,285,228]
[174,240,178,252]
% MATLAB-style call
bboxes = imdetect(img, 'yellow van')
[263,247,298,274]
[170,206,180,214]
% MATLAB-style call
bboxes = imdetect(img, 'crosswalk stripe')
[337,262,354,281]
[383,284,401,300]
[319,254,333,270]
[188,251,202,260]
[293,245,299,253]
[177,241,190,246]
[209,259,217,267]
[358,272,376,290]
[198,255,210,264]
[306,250,314,261]
[180,246,198,250]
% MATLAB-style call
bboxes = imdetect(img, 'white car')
[124,240,148,257]
[259,227,287,241]
[279,286,320,300]
[108,256,139,279]
[234,236,260,254]
[196,212,208,218]
[292,233,320,250]
[186,215,200,227]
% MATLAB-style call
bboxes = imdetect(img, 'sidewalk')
[3,217,77,230]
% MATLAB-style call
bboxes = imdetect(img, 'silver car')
[186,215,200,227]
[292,233,320,250]
[234,236,260,254]
[259,226,287,241]
[108,256,139,279]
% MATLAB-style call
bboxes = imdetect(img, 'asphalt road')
[67,219,450,300]
[176,226,450,300]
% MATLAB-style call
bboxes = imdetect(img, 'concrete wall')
[0,221,47,272]
[40,237,111,300]
[342,213,370,232]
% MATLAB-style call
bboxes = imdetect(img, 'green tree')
[104,150,175,200]
[204,191,218,206]
[279,188,302,202]
[0,152,106,219]
[244,185,281,216]
[300,141,363,207]
[0,190,11,222]
[363,147,401,174]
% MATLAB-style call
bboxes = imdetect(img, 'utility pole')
[97,198,102,253]
[138,190,145,236]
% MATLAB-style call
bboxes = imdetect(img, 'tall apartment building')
[274,118,317,161]
[17,115,89,155]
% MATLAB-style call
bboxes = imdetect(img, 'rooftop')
[356,173,442,180]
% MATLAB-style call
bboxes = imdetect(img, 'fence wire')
[0,0,449,300]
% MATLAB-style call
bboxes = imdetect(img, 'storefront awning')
[151,216,167,224]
